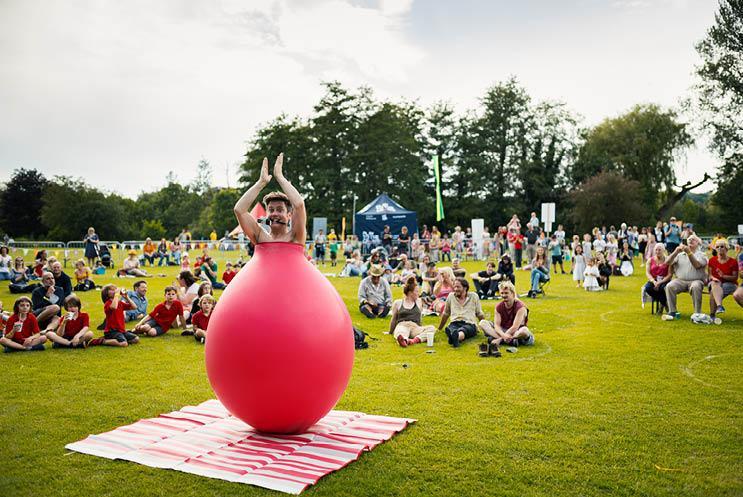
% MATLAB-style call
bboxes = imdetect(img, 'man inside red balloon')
[234,153,307,246]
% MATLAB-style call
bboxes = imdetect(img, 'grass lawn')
[1,248,741,496]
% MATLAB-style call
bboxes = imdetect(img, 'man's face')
[51,262,62,276]
[499,287,514,302]
[371,275,380,284]
[453,280,465,297]
[452,260,460,269]
[487,263,495,273]
[42,274,55,287]
[688,237,700,251]
[137,283,148,296]
[267,201,290,226]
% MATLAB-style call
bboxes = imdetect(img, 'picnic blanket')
[65,399,415,494]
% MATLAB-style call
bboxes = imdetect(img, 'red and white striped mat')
[65,399,415,494]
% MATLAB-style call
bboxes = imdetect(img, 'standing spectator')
[0,296,46,352]
[664,217,681,253]
[554,225,566,247]
[83,227,100,267]
[31,272,63,332]
[125,280,148,322]
[0,246,11,281]
[142,238,157,266]
[548,235,566,274]
[513,231,524,269]
[525,224,539,264]
[314,229,326,266]
[156,238,170,266]
[50,261,73,299]
[644,233,657,267]
[642,243,671,310]
[430,227,441,262]
[382,226,393,252]
[398,226,411,256]
[572,244,586,287]
[436,278,484,348]
[663,235,708,320]
[638,227,649,265]
[527,212,539,229]
[482,226,492,260]
[708,239,738,318]
[358,265,392,318]
[654,221,665,244]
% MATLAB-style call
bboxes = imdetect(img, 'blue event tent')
[354,194,418,236]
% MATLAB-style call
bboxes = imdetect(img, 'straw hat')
[127,249,137,256]
[368,265,384,277]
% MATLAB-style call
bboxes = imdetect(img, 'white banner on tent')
[541,203,556,233]
[471,219,484,260]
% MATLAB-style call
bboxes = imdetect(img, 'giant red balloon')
[205,242,354,434]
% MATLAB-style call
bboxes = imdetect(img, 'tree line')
[1,1,738,240]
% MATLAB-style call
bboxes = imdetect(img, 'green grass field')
[1,248,741,497]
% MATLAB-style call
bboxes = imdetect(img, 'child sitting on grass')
[134,286,185,337]
[96,284,139,347]
[222,262,236,285]
[0,296,46,352]
[46,294,93,348]
[192,294,215,344]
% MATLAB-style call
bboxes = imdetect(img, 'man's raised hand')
[273,153,284,180]
[260,157,272,185]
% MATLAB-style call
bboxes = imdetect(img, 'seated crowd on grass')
[1,215,742,353]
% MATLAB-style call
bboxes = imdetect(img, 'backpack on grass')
[353,327,369,349]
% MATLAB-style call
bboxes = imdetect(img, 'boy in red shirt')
[192,294,215,344]
[0,296,47,352]
[46,294,93,348]
[222,262,237,285]
[100,284,139,347]
[134,286,185,336]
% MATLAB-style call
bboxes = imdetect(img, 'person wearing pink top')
[641,243,672,311]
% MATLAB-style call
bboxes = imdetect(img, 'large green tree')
[690,0,743,230]
[0,168,48,238]
[40,177,137,241]
[568,171,649,233]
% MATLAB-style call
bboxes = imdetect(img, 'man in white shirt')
[663,235,708,320]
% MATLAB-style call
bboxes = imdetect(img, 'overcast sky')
[0,0,719,198]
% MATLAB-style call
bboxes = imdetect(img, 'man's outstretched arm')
[234,158,272,246]
[273,153,306,245]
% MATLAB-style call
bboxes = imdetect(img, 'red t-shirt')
[4,314,40,345]
[513,235,523,250]
[60,312,90,339]
[191,310,211,332]
[149,300,184,333]
[222,270,236,285]
[709,256,737,281]
[496,299,528,330]
[104,299,134,332]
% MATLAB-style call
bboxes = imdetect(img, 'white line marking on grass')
[600,310,633,327]
[681,353,741,393]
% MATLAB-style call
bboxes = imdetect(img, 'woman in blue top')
[664,217,681,253]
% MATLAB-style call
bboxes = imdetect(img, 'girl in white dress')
[583,258,601,291]
[581,234,593,260]
[572,244,586,287]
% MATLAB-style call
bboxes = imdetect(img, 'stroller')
[99,243,114,268]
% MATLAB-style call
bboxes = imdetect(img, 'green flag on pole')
[433,155,445,221]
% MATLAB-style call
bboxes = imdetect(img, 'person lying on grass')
[233,152,307,246]
[0,297,46,352]
[389,277,435,347]
[436,278,484,348]
[479,281,534,355]
[134,286,185,337]
[97,284,139,347]
[46,294,93,349]
[192,294,215,344]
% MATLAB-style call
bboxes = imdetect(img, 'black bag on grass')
[353,327,369,349]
